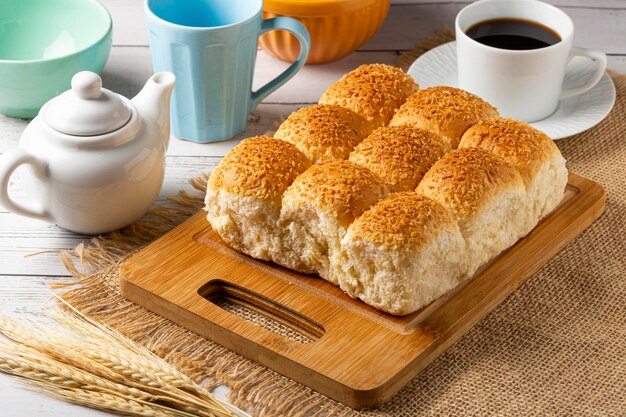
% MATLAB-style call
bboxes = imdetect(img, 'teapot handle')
[0,148,52,222]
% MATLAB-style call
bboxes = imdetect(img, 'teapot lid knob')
[72,72,103,100]
[42,71,132,136]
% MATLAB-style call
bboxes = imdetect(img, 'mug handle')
[559,47,607,100]
[0,148,52,221]
[250,17,311,110]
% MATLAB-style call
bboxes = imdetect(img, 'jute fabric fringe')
[53,31,625,416]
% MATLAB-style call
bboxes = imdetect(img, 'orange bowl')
[260,0,390,65]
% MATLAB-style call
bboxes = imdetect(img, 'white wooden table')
[1,1,624,415]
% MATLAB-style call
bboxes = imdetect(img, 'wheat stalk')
[0,312,235,417]
[49,298,242,413]
[0,309,249,417]
[0,333,224,417]
[0,350,201,417]
[28,382,182,417]
[0,342,157,401]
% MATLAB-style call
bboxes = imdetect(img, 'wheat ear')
[51,298,248,417]
[0,311,249,417]
[28,382,182,417]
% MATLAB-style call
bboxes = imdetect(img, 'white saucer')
[407,41,616,140]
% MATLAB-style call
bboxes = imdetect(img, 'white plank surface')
[0,0,624,415]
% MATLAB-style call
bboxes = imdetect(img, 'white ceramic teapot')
[0,71,175,234]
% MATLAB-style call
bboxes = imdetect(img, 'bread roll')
[417,148,530,277]
[274,104,373,164]
[204,72,564,316]
[339,193,466,315]
[205,136,310,260]
[319,64,418,128]
[459,118,567,221]
[389,86,499,148]
[278,160,388,282]
[349,126,448,193]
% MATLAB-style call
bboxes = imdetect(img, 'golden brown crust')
[416,148,523,221]
[389,86,500,148]
[349,192,457,251]
[349,126,449,193]
[458,118,561,185]
[274,104,373,164]
[319,64,418,128]
[208,136,310,201]
[285,160,387,224]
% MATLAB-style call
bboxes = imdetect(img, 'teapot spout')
[132,72,176,148]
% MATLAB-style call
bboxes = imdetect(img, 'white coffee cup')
[455,0,607,122]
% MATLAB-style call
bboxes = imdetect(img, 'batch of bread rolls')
[204,64,568,316]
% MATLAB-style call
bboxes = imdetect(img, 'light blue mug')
[145,0,310,142]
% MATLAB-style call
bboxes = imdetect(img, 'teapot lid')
[44,71,132,136]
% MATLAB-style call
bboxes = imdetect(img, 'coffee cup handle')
[0,148,52,222]
[250,17,311,110]
[559,47,607,100]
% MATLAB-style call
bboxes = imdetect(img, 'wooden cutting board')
[120,172,605,409]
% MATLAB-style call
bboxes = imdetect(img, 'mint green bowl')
[0,0,112,118]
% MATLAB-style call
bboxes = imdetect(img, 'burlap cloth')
[55,33,626,416]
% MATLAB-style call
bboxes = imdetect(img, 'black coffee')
[466,18,561,50]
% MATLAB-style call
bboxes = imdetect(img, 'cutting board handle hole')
[198,280,325,343]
